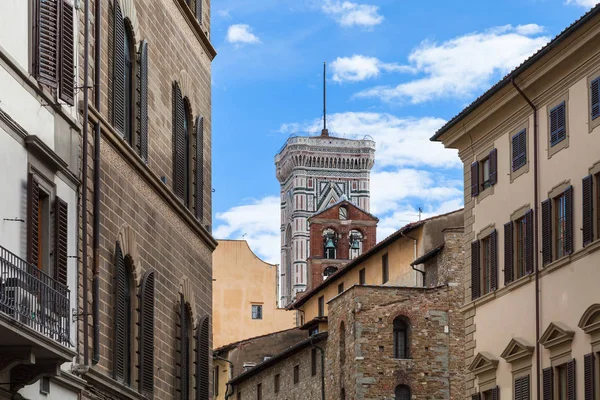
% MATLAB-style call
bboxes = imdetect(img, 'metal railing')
[0,246,70,346]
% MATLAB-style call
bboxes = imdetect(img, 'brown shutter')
[54,197,68,286]
[471,162,479,197]
[504,221,513,285]
[137,40,149,163]
[471,241,481,300]
[196,0,203,24]
[113,242,126,381]
[113,0,126,136]
[27,173,40,268]
[490,229,498,291]
[35,0,59,87]
[567,359,576,400]
[543,367,553,400]
[524,210,534,275]
[582,175,594,246]
[489,148,498,185]
[472,394,481,400]
[542,199,552,265]
[58,0,74,105]
[585,353,595,400]
[194,116,204,221]
[515,375,530,400]
[179,297,190,399]
[139,271,155,398]
[172,84,186,203]
[491,386,499,400]
[196,316,210,400]
[565,186,574,255]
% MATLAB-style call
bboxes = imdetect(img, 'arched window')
[323,266,338,279]
[395,385,411,400]
[323,229,337,259]
[113,242,134,385]
[179,295,193,399]
[339,321,346,366]
[139,271,155,396]
[123,25,134,143]
[349,230,363,259]
[172,83,191,206]
[393,317,409,359]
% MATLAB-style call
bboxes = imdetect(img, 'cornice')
[173,0,217,60]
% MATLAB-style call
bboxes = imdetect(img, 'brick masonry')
[77,0,215,398]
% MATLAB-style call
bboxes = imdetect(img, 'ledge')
[25,135,80,187]
[461,272,534,313]
[173,0,217,60]
[84,367,145,400]
[88,105,218,251]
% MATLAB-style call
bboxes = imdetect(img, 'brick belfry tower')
[275,67,375,306]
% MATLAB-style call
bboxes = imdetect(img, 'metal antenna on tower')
[322,61,329,137]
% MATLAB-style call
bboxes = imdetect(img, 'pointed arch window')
[395,385,411,400]
[172,83,191,206]
[393,317,409,359]
[114,242,133,385]
[178,294,193,399]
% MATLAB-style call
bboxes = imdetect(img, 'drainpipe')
[512,78,541,400]
[81,0,90,366]
[214,355,234,400]
[91,0,102,365]
[401,232,423,286]
[309,337,326,400]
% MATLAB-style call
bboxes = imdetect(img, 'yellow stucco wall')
[213,240,295,348]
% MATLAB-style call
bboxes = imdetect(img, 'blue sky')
[210,0,596,263]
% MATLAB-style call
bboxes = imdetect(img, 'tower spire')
[322,61,329,137]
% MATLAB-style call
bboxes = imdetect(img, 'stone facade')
[78,0,216,399]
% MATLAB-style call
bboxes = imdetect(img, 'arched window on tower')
[393,316,410,359]
[395,385,411,400]
[323,229,337,259]
[349,230,363,259]
[323,266,338,280]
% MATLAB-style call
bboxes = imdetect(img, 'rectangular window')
[293,365,299,384]
[251,305,263,320]
[514,375,530,400]
[482,157,491,190]
[274,374,280,393]
[359,268,366,285]
[515,216,526,279]
[382,253,389,284]
[214,366,219,396]
[557,364,568,400]
[512,129,527,171]
[550,101,567,146]
[481,236,492,295]
[257,383,262,400]
[311,348,317,376]
[591,77,600,121]
[39,377,50,395]
[318,296,324,317]
[555,192,567,259]
[338,282,344,294]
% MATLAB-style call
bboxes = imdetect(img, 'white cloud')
[330,55,415,83]
[217,9,232,19]
[226,24,261,44]
[357,25,549,103]
[565,0,598,7]
[213,196,281,264]
[321,0,383,27]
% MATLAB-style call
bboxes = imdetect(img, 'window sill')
[541,238,600,277]
[462,273,534,313]
[510,162,529,183]
[548,136,569,159]
[84,368,146,400]
[476,185,494,204]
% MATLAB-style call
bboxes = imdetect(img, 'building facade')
[213,240,295,349]
[275,132,375,306]
[0,0,84,398]
[77,0,216,399]
[433,5,600,400]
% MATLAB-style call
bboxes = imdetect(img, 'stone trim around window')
[578,304,600,353]
[468,352,499,392]
[539,322,575,366]
[546,92,569,159]
[511,204,531,222]
[509,122,530,183]
[477,224,496,241]
[548,180,571,200]
[476,145,495,203]
[588,70,600,133]
[501,337,534,374]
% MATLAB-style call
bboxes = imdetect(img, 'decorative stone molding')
[468,352,499,391]
[539,322,575,365]
[116,224,141,287]
[179,276,198,325]
[501,338,535,364]
[174,70,198,117]
[117,0,140,40]
[578,304,600,352]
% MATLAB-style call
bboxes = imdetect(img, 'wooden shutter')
[512,130,527,171]
[490,230,498,291]
[491,386,499,400]
[139,271,155,398]
[196,0,203,24]
[196,316,210,400]
[504,221,513,285]
[515,375,530,400]
[543,367,553,400]
[592,78,600,120]
[524,210,534,275]
[471,162,479,197]
[489,148,498,186]
[172,84,186,202]
[137,40,149,163]
[585,353,595,400]
[565,186,574,255]
[471,241,481,300]
[542,199,552,265]
[35,0,59,87]
[27,173,40,268]
[567,359,576,400]
[113,0,126,136]
[583,175,594,246]
[54,197,68,286]
[113,242,127,381]
[550,102,567,145]
[58,0,74,105]
[180,298,190,399]
[194,116,204,221]
[472,393,481,400]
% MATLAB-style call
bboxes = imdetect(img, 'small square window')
[274,374,280,393]
[359,268,366,285]
[293,365,300,384]
[251,305,262,320]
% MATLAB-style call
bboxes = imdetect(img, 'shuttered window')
[113,1,126,137]
[27,174,41,269]
[179,296,191,399]
[472,393,481,400]
[515,375,530,400]
[471,162,479,197]
[58,0,75,105]
[583,175,594,246]
[196,316,210,400]
[137,40,149,162]
[566,359,576,400]
[550,102,567,146]
[489,149,498,186]
[139,271,155,397]
[542,199,553,265]
[196,0,203,24]
[481,231,497,295]
[512,129,527,171]
[504,221,514,285]
[172,83,190,206]
[543,367,554,400]
[34,0,59,87]
[113,242,132,384]
[471,240,481,300]
[54,197,68,286]
[591,77,600,120]
[584,353,595,400]
[524,210,534,275]
[194,116,204,221]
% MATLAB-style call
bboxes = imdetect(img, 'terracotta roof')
[213,327,300,354]
[410,244,445,266]
[432,4,600,142]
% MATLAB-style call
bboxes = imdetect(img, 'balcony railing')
[0,245,70,346]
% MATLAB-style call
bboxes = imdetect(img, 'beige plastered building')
[433,6,600,400]
[213,240,295,348]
